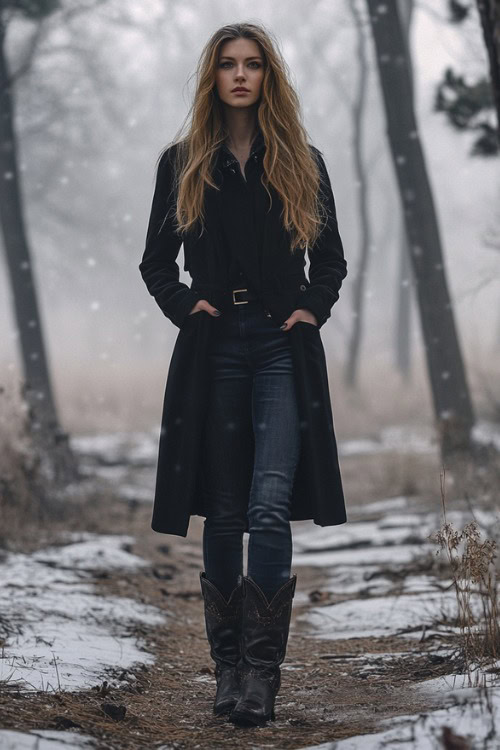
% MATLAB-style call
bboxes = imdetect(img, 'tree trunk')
[345,0,371,389]
[365,0,475,459]
[394,0,415,380]
[476,0,500,143]
[0,17,77,485]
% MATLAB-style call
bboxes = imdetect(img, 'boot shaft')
[240,575,296,671]
[199,572,244,668]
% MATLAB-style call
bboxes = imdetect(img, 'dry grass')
[0,414,128,555]
[431,468,500,687]
[0,391,52,547]
[0,386,105,550]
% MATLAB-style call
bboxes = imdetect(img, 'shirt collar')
[218,129,265,168]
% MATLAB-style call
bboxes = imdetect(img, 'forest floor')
[1,428,500,749]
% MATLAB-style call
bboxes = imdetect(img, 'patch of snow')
[0,535,165,693]
[292,507,499,569]
[298,685,500,748]
[0,730,95,749]
[415,671,500,693]
[33,535,148,571]
[293,543,427,567]
[297,589,478,640]
[71,431,158,466]
[472,420,500,452]
[293,519,430,554]
[118,483,154,502]
[352,496,409,514]
[339,426,436,457]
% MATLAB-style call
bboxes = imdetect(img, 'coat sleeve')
[298,146,348,329]
[139,146,201,329]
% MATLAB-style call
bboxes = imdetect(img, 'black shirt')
[217,131,267,290]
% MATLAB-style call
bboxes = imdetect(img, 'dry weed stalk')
[431,467,500,686]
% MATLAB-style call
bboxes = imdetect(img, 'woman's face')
[215,37,264,110]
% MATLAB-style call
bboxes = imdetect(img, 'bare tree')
[365,0,475,459]
[0,1,76,483]
[344,0,371,389]
[394,0,415,381]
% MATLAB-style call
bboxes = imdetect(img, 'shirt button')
[299,284,307,291]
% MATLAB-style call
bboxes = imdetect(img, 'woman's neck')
[223,109,260,153]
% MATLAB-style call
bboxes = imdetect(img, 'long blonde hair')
[158,21,328,253]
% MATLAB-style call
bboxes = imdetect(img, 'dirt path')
[1,492,466,750]
[130,512,463,748]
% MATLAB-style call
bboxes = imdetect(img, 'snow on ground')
[0,730,96,749]
[472,421,500,453]
[297,589,475,641]
[292,501,498,573]
[0,535,165,693]
[293,505,499,560]
[338,420,500,458]
[293,543,428,567]
[70,431,159,466]
[298,685,500,749]
[338,425,436,457]
[293,504,497,662]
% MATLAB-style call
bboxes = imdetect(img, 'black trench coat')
[139,136,348,537]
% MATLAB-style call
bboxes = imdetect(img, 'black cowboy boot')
[199,571,244,715]
[229,574,297,726]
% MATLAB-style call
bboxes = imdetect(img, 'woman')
[139,22,348,727]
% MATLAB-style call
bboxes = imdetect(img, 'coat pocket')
[294,320,319,330]
[181,308,207,328]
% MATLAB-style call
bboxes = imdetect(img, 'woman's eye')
[218,61,261,69]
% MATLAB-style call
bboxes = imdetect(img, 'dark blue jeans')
[200,298,301,602]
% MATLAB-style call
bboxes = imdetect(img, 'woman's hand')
[188,299,221,317]
[280,308,318,330]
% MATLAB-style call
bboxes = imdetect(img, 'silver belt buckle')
[232,288,249,305]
